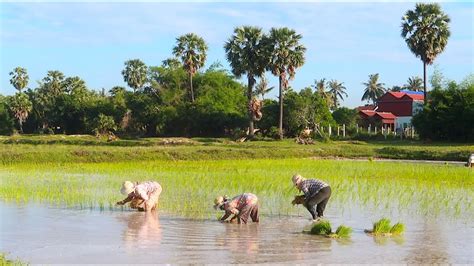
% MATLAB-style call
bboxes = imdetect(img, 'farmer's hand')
[116,201,124,205]
[230,209,239,215]
[292,195,305,205]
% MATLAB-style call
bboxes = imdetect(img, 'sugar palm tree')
[401,3,450,101]
[121,59,147,93]
[264,27,306,139]
[173,33,208,102]
[8,93,32,133]
[327,80,347,110]
[224,26,268,137]
[405,76,423,91]
[9,67,29,93]
[362,73,385,104]
[312,78,331,107]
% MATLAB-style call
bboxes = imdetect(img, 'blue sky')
[1,1,472,107]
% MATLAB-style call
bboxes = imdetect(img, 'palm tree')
[8,93,32,133]
[255,75,274,100]
[327,80,347,110]
[401,3,450,101]
[264,27,306,139]
[312,78,331,107]
[41,70,65,96]
[224,26,268,137]
[362,73,386,104]
[9,67,29,93]
[121,59,147,93]
[173,33,208,102]
[404,76,423,91]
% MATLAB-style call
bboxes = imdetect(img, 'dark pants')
[238,204,259,224]
[305,186,331,219]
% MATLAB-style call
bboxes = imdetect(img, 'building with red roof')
[357,91,424,129]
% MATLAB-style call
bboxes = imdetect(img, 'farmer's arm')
[220,211,232,221]
[117,193,134,205]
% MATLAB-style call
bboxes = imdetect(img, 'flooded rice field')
[1,202,472,264]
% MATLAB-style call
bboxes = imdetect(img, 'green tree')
[121,59,148,93]
[41,70,65,96]
[173,33,208,102]
[362,73,385,104]
[401,3,450,101]
[328,80,347,110]
[8,93,32,133]
[332,107,358,128]
[0,95,15,135]
[312,78,331,107]
[405,76,423,91]
[9,67,29,93]
[93,113,117,135]
[264,27,306,139]
[224,26,268,137]
[255,75,273,100]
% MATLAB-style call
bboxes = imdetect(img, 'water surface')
[1,203,472,264]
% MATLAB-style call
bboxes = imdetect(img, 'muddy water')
[0,202,472,264]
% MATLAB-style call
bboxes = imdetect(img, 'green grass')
[366,218,406,236]
[0,135,472,164]
[0,253,26,266]
[0,158,471,219]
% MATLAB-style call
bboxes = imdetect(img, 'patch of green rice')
[310,220,332,235]
[372,218,392,235]
[334,225,353,238]
[390,222,405,235]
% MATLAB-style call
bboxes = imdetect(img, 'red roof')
[356,105,376,111]
[375,112,396,119]
[360,110,376,117]
[386,91,424,101]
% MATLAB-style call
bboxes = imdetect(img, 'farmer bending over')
[214,193,259,224]
[292,174,331,221]
[117,181,162,212]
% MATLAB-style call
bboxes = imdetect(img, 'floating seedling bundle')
[365,218,405,236]
[306,220,353,239]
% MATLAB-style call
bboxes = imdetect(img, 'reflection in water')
[117,211,162,250]
[405,220,450,264]
[215,223,260,257]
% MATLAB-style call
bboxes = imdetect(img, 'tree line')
[1,3,471,141]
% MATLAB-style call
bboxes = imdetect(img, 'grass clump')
[365,218,405,236]
[309,220,352,238]
[0,253,27,266]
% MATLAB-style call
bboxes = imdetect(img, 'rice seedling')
[310,220,332,235]
[365,218,405,236]
[333,225,353,238]
[390,223,405,235]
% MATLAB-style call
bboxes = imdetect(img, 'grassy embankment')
[0,134,472,163]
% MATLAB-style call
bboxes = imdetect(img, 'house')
[358,91,424,130]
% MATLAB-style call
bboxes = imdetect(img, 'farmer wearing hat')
[291,174,331,221]
[117,181,162,212]
[214,193,259,224]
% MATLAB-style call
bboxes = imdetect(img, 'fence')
[318,124,417,140]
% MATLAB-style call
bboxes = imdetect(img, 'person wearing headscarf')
[214,193,259,224]
[291,174,331,221]
[117,181,162,212]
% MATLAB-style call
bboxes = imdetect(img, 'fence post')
[329,125,332,137]
[375,126,377,135]
[368,124,371,135]
[337,126,340,136]
[356,124,359,134]
[384,125,387,139]
[342,124,346,137]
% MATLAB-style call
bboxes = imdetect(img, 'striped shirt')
[133,181,161,201]
[300,179,329,198]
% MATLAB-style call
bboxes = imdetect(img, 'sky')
[1,1,473,107]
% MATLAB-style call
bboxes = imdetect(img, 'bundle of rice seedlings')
[371,218,392,235]
[390,222,405,235]
[310,220,332,235]
[333,225,353,238]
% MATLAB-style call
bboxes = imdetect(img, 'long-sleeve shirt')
[220,193,258,221]
[122,181,161,203]
[299,179,329,199]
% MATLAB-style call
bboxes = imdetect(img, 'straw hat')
[292,174,305,186]
[120,181,135,195]
[213,196,225,209]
